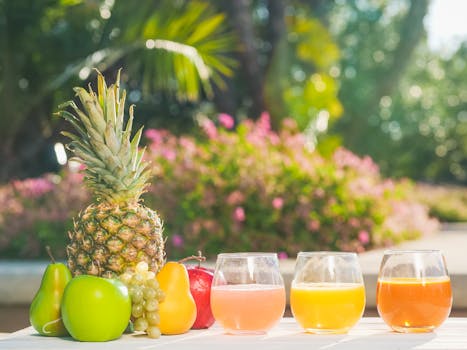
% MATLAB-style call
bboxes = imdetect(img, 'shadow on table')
[266,331,437,350]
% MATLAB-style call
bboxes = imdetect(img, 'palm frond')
[45,1,235,103]
[109,0,236,101]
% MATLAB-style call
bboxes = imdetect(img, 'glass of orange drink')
[210,252,286,334]
[377,250,452,333]
[290,252,365,334]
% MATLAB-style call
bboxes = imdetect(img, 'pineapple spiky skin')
[59,70,165,277]
[67,202,164,277]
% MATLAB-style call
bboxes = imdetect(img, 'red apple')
[187,265,215,329]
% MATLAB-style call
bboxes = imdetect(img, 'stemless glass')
[376,250,452,333]
[210,252,286,334]
[290,252,365,334]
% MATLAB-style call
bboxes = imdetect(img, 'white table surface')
[1,317,467,350]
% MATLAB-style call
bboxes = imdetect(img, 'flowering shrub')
[413,184,467,222]
[144,113,439,259]
[0,171,88,258]
[0,113,439,260]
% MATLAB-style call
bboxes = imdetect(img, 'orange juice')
[377,277,452,332]
[210,284,285,333]
[291,282,365,333]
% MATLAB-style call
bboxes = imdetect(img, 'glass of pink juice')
[211,253,286,334]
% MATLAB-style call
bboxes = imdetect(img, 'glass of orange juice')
[377,250,452,333]
[290,252,365,334]
[210,252,286,334]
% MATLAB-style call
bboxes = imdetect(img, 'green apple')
[61,275,131,342]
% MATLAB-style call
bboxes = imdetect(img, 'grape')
[131,303,144,318]
[128,286,138,301]
[146,326,161,339]
[143,286,157,299]
[131,273,145,285]
[146,278,159,289]
[145,299,159,312]
[130,286,144,303]
[119,272,133,285]
[134,317,148,332]
[136,261,149,273]
[146,311,160,326]
[155,290,165,302]
[119,262,164,339]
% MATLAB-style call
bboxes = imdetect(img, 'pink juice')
[211,284,286,333]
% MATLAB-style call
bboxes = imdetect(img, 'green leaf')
[187,14,226,44]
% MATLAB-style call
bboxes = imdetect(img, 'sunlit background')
[0,0,466,259]
[426,0,467,54]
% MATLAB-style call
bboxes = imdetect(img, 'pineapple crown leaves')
[57,69,152,204]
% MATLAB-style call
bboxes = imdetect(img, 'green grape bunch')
[119,262,165,338]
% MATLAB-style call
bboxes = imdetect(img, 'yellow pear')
[157,261,197,335]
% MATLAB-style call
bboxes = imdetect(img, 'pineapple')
[58,70,165,277]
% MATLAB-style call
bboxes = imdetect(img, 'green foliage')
[107,0,236,101]
[373,43,467,183]
[324,0,467,185]
[293,15,340,69]
[328,0,429,169]
[284,73,343,130]
[0,0,96,141]
[0,0,235,181]
[265,7,343,137]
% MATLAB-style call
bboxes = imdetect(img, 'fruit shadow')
[133,328,216,349]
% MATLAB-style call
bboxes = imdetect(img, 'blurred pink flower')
[233,206,246,222]
[218,113,235,129]
[278,251,288,260]
[314,188,325,199]
[226,191,245,205]
[308,220,320,231]
[202,219,218,234]
[257,112,271,133]
[172,234,184,248]
[272,197,284,209]
[201,119,218,139]
[162,149,176,161]
[13,178,54,198]
[382,179,395,191]
[68,172,85,183]
[246,131,264,146]
[269,134,280,145]
[358,230,370,245]
[349,217,359,228]
[282,118,298,131]
[333,147,379,175]
[145,129,163,143]
[179,137,196,153]
[383,201,439,237]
